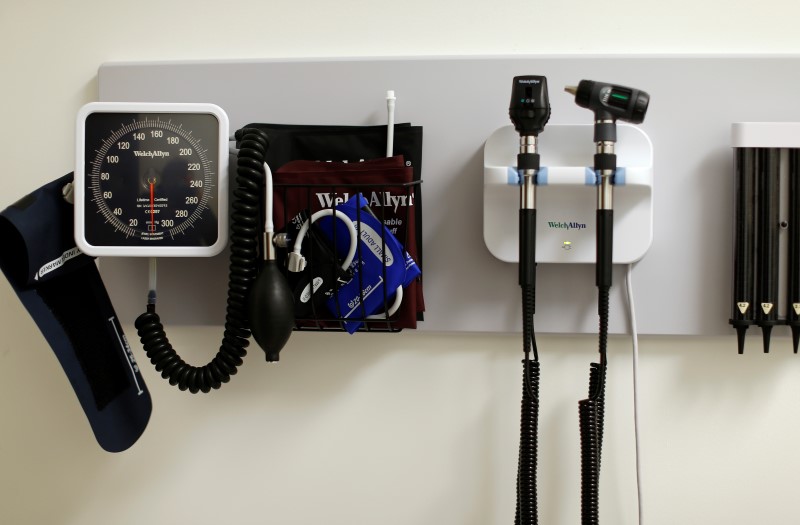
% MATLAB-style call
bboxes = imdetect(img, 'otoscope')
[509,75,550,525]
[565,80,649,525]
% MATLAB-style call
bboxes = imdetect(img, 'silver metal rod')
[596,141,615,210]
[264,231,276,261]
[598,176,614,210]
[520,135,538,210]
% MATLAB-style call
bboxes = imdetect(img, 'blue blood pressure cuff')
[0,173,151,452]
[317,194,422,333]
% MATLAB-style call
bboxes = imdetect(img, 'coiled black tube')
[579,363,607,525]
[134,128,268,393]
[597,286,609,372]
[522,284,538,363]
[515,358,540,525]
[516,284,539,525]
[579,286,610,524]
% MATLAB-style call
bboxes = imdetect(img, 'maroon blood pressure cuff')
[0,173,151,452]
[245,121,424,284]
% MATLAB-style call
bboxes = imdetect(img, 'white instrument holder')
[484,123,654,264]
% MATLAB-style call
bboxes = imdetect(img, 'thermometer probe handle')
[730,148,757,353]
[756,148,781,353]
[788,149,800,352]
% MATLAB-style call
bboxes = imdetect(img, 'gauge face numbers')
[76,104,228,257]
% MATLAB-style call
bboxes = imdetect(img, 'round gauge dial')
[75,102,229,257]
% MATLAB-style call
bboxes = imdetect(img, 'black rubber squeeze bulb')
[248,259,294,362]
[239,128,296,363]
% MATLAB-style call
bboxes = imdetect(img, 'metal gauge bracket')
[74,102,229,257]
[483,123,654,264]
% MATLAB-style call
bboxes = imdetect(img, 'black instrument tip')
[735,326,748,354]
[761,325,773,354]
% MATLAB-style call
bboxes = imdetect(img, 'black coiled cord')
[516,359,540,525]
[579,362,607,525]
[516,284,540,525]
[134,128,268,393]
[579,286,610,524]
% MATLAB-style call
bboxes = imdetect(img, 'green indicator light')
[611,93,629,100]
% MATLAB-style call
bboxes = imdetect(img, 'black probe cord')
[516,284,540,525]
[579,287,609,525]
[579,204,613,525]
[516,208,540,525]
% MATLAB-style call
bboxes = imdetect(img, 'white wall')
[2,2,800,524]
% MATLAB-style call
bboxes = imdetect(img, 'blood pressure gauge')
[75,102,229,257]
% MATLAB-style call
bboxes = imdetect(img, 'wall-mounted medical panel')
[96,56,800,336]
